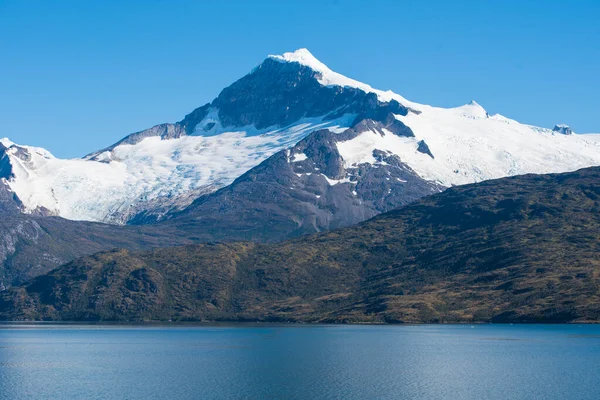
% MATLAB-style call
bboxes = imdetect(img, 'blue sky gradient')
[1,0,599,157]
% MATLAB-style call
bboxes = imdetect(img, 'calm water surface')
[0,324,599,399]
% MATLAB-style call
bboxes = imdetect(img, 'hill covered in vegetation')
[2,167,600,323]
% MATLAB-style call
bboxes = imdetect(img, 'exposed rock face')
[0,143,15,180]
[167,118,443,242]
[88,58,412,157]
[417,140,434,158]
[0,145,32,215]
[180,58,411,134]
[553,124,573,135]
[206,57,414,133]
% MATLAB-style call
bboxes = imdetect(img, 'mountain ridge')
[2,166,599,323]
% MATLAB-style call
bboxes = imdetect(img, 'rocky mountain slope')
[0,214,198,290]
[3,166,599,323]
[3,49,600,225]
[165,119,444,241]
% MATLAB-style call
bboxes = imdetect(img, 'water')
[0,324,599,400]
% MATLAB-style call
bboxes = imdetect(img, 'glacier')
[1,114,355,223]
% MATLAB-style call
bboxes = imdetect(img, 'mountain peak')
[269,48,329,73]
[0,138,14,148]
[269,49,415,108]
[452,100,488,119]
[269,48,329,66]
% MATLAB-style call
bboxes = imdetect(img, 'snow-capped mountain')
[2,48,600,225]
[273,50,600,186]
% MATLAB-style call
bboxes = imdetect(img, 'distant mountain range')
[1,48,600,293]
[3,166,599,323]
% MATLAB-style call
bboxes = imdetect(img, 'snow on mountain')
[269,49,416,108]
[0,138,15,148]
[2,115,355,223]
[391,108,600,186]
[335,103,600,188]
[2,48,600,224]
[273,49,600,187]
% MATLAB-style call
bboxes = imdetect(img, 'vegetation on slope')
[2,167,600,323]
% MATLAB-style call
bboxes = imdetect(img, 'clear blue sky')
[1,0,599,158]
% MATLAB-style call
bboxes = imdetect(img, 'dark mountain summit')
[90,53,412,156]
[183,57,412,132]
